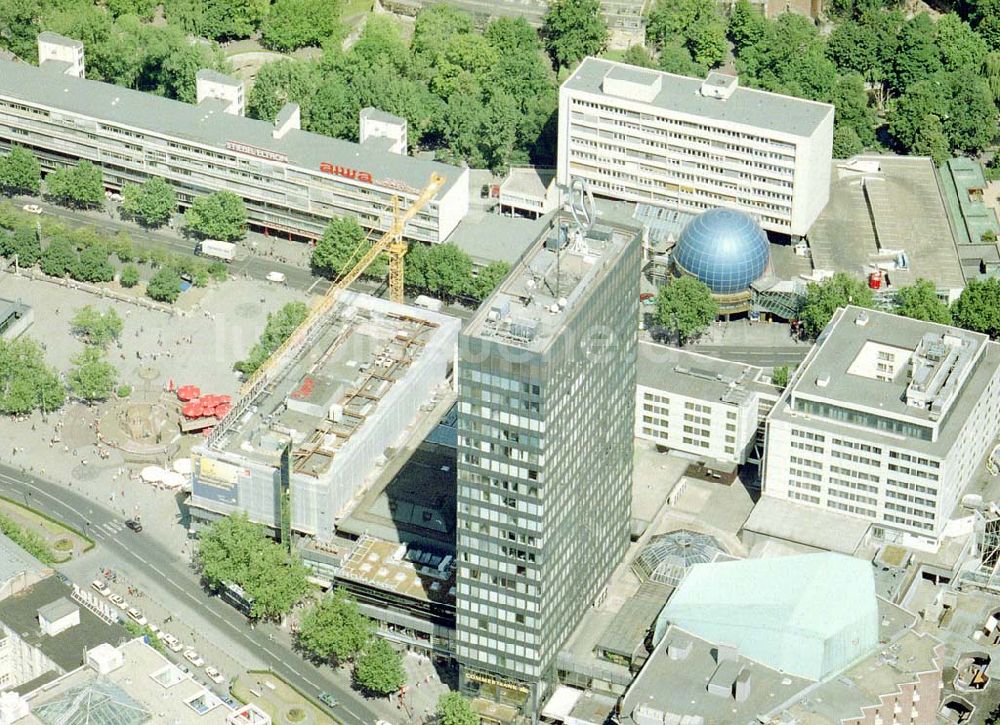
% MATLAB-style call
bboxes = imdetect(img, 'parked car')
[183,649,205,667]
[148,624,160,638]
[162,634,183,652]
[125,518,142,532]
[91,580,111,597]
[318,692,339,708]
[265,271,286,283]
[21,204,42,214]
[108,594,128,610]
[126,608,147,626]
[204,666,225,684]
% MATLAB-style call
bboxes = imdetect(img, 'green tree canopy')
[71,306,124,347]
[542,0,607,69]
[73,244,115,283]
[68,345,117,402]
[647,0,727,67]
[0,146,41,195]
[298,588,375,663]
[736,13,837,101]
[145,267,182,303]
[727,0,767,51]
[261,0,343,52]
[353,638,405,696]
[771,365,790,389]
[311,216,386,280]
[247,59,322,123]
[121,177,177,228]
[436,693,479,725]
[952,278,1000,338]
[2,225,42,266]
[164,0,269,40]
[893,279,951,324]
[45,161,104,209]
[798,272,875,338]
[120,263,140,288]
[185,191,246,241]
[196,512,309,619]
[468,261,511,301]
[421,244,474,298]
[40,237,77,277]
[654,276,719,345]
[235,302,309,376]
[0,337,65,415]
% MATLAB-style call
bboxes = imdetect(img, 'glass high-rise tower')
[454,214,639,713]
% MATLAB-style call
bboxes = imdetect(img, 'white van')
[266,271,286,284]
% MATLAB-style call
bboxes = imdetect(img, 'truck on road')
[194,239,236,261]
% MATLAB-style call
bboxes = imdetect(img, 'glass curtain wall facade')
[454,225,639,713]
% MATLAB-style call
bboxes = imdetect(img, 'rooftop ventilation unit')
[855,311,869,326]
[816,374,830,388]
[510,317,539,342]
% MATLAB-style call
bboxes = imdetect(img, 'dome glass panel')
[673,208,770,294]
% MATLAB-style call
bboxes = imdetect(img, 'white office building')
[763,307,1000,549]
[636,342,778,465]
[0,35,469,243]
[557,57,834,237]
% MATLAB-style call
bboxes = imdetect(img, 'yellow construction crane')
[237,172,446,397]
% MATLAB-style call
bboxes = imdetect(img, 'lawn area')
[233,671,338,725]
[0,495,91,563]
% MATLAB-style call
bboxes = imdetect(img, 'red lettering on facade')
[319,162,373,184]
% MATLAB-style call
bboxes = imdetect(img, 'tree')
[120,264,140,288]
[40,237,77,277]
[772,365,790,389]
[0,145,40,195]
[622,44,656,68]
[658,42,708,77]
[798,272,875,338]
[829,73,876,150]
[4,224,41,266]
[197,513,308,620]
[185,191,246,241]
[892,13,942,92]
[935,13,987,74]
[73,244,115,283]
[655,276,718,345]
[106,0,157,19]
[298,588,375,663]
[728,0,767,52]
[165,0,270,40]
[71,306,124,347]
[353,638,405,696]
[68,345,117,402]
[736,13,837,101]
[246,59,321,123]
[833,125,864,158]
[235,302,309,376]
[542,0,607,69]
[893,279,951,324]
[953,278,1000,338]
[45,161,104,209]
[911,114,951,163]
[941,70,997,155]
[423,244,473,298]
[437,693,479,725]
[146,267,182,303]
[311,217,387,280]
[261,0,343,52]
[889,79,946,152]
[647,0,726,67]
[0,337,65,415]
[468,261,511,301]
[121,177,177,228]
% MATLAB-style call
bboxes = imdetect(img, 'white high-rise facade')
[764,307,1000,550]
[557,58,834,237]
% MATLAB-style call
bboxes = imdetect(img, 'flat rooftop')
[465,213,639,352]
[0,58,462,196]
[621,597,919,725]
[940,157,1000,247]
[448,209,548,265]
[209,293,449,477]
[807,156,966,290]
[771,306,999,456]
[742,495,873,555]
[0,531,48,589]
[337,535,455,606]
[0,576,126,690]
[774,627,944,723]
[564,57,833,139]
[637,342,777,405]
[21,639,236,724]
[499,166,555,199]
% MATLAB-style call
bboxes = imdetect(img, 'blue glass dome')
[673,208,770,294]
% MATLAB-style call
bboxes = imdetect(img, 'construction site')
[187,174,462,543]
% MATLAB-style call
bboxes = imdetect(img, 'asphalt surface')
[689,345,809,367]
[0,463,375,725]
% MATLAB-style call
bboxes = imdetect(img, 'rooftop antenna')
[567,177,596,252]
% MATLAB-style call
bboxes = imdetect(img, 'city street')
[0,463,378,725]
